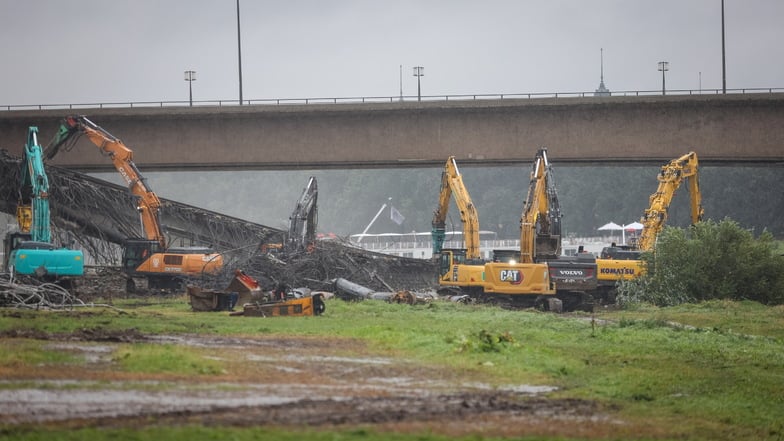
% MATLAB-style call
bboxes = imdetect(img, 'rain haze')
[2,0,783,105]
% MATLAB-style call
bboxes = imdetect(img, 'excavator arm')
[431,157,480,259]
[46,115,166,248]
[17,127,51,242]
[286,176,318,253]
[520,148,560,263]
[637,151,703,251]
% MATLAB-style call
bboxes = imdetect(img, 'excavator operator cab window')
[122,240,158,271]
[439,252,453,276]
[439,249,468,276]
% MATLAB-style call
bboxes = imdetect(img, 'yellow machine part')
[595,258,646,282]
[16,205,32,233]
[242,295,325,317]
[482,261,556,295]
[439,262,486,288]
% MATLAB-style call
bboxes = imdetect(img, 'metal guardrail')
[2,87,782,111]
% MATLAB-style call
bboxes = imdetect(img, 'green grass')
[1,297,783,440]
[112,343,224,375]
[0,339,79,367]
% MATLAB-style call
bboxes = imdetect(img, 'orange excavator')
[46,115,223,293]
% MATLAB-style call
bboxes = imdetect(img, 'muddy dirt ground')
[0,325,627,438]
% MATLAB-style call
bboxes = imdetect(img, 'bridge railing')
[2,87,782,111]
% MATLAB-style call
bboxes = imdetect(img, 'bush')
[618,218,784,306]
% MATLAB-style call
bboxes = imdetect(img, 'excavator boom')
[47,116,166,248]
[595,151,704,303]
[286,176,318,253]
[45,115,221,292]
[431,157,480,259]
[637,151,703,251]
[520,148,560,263]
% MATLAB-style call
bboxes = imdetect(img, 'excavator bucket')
[535,235,561,260]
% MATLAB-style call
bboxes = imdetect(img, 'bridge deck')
[1,93,782,172]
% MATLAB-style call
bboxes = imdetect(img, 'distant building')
[594,48,611,97]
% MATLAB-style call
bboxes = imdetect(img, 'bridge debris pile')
[1,150,437,296]
[222,239,436,294]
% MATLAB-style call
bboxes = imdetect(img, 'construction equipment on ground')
[188,269,325,317]
[261,176,318,256]
[595,151,703,302]
[45,115,222,293]
[432,156,556,307]
[2,127,84,281]
[515,148,597,311]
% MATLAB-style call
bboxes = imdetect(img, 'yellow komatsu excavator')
[432,156,555,304]
[46,115,223,293]
[595,151,704,302]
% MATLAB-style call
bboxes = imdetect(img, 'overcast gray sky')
[2,0,782,106]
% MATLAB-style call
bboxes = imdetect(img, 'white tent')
[622,222,644,244]
[624,222,644,230]
[598,222,623,231]
[598,222,623,244]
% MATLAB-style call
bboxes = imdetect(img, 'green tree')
[619,219,784,306]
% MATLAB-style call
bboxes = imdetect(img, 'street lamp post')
[236,0,243,105]
[657,61,669,95]
[721,0,726,94]
[413,66,424,101]
[184,70,196,106]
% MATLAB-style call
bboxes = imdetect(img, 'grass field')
[0,297,782,440]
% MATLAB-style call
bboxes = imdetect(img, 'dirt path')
[0,330,620,437]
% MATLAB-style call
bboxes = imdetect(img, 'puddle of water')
[500,384,559,394]
[45,343,115,363]
[0,388,308,423]
[246,353,393,365]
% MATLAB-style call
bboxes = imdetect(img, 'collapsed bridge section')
[0,150,436,292]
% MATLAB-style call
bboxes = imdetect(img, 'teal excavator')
[2,127,84,278]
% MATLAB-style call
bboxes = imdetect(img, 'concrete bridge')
[0,93,782,172]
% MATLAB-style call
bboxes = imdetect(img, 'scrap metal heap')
[0,150,436,296]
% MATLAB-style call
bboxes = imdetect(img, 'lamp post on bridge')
[657,61,669,96]
[184,70,196,106]
[413,66,424,101]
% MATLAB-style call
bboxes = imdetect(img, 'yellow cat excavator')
[45,115,223,293]
[516,148,598,311]
[595,151,703,303]
[433,156,555,305]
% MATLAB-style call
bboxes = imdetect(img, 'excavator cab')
[3,232,31,272]
[438,249,466,278]
[122,239,163,273]
[437,248,487,292]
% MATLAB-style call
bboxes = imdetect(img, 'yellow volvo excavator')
[46,115,223,293]
[433,156,555,305]
[595,151,704,302]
